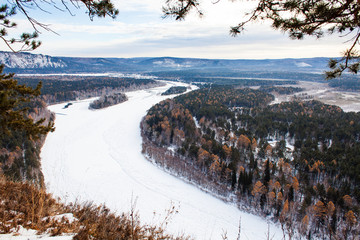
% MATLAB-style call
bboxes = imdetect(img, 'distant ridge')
[0,51,67,69]
[0,51,331,74]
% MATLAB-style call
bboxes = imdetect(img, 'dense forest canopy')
[89,92,128,109]
[161,86,187,96]
[141,85,360,239]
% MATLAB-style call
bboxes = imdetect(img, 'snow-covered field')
[270,81,360,112]
[41,81,283,239]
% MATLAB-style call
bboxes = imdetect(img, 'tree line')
[17,76,162,104]
[161,86,187,96]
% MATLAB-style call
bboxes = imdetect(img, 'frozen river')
[41,81,282,239]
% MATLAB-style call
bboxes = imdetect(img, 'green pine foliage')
[0,66,54,137]
[0,66,55,185]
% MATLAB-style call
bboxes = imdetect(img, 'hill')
[0,51,332,74]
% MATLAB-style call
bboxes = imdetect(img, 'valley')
[2,51,360,239]
[141,81,360,239]
[40,82,283,239]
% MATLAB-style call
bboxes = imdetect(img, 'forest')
[89,92,128,109]
[161,86,187,95]
[16,75,161,104]
[141,85,360,240]
[328,78,360,91]
[147,69,343,85]
[259,86,304,95]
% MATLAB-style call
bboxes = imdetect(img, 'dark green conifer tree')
[0,65,54,138]
[263,159,271,187]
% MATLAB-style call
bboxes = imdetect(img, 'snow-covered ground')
[41,81,283,240]
[1,226,75,240]
[270,81,360,112]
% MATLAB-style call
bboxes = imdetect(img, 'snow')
[0,226,74,240]
[193,116,201,129]
[295,62,311,67]
[42,213,77,224]
[266,81,360,113]
[153,58,192,68]
[17,72,157,79]
[41,81,283,239]
[167,145,177,153]
[0,52,66,69]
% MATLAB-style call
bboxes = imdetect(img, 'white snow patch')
[295,62,311,67]
[41,82,283,240]
[0,226,74,240]
[193,116,200,129]
[42,213,77,224]
[286,139,295,152]
[153,59,192,68]
[167,145,177,153]
[316,89,327,94]
[0,52,66,69]
[17,72,157,79]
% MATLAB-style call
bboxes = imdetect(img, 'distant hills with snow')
[0,51,332,74]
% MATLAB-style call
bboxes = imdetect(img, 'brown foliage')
[237,134,251,149]
[292,177,299,192]
[314,201,327,219]
[326,201,335,217]
[300,215,309,235]
[251,181,266,198]
[345,210,357,226]
[0,176,71,235]
[343,195,352,207]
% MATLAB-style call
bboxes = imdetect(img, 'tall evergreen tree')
[263,159,271,187]
[0,65,54,138]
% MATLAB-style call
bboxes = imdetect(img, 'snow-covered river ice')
[41,81,283,239]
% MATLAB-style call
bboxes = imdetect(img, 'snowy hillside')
[41,82,283,239]
[0,51,332,74]
[0,51,66,69]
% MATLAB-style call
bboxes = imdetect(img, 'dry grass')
[0,176,191,239]
[0,176,77,236]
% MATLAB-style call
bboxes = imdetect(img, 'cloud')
[3,0,345,59]
[115,0,164,12]
[38,28,344,60]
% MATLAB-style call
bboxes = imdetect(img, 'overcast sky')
[2,0,348,59]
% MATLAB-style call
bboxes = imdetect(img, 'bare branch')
[0,0,119,52]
